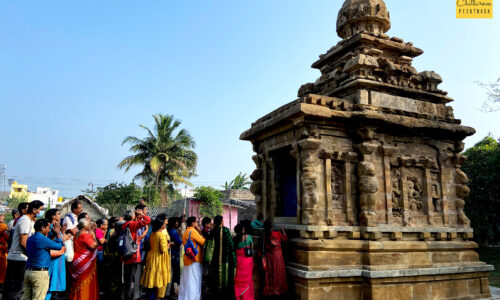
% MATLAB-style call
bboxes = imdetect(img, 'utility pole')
[0,164,5,203]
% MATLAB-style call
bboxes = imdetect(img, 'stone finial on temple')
[337,0,391,39]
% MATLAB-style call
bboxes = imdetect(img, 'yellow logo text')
[456,0,493,18]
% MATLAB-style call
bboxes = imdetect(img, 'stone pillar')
[380,146,396,224]
[250,154,264,219]
[290,144,301,224]
[298,138,322,225]
[357,142,379,226]
[423,168,435,225]
[263,152,276,220]
[324,155,333,225]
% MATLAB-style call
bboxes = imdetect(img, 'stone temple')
[240,0,493,299]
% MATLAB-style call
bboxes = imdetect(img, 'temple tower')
[241,0,492,299]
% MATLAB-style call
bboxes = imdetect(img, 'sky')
[0,0,499,197]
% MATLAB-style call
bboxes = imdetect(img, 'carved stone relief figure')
[430,172,443,212]
[331,163,345,210]
[406,168,424,212]
[391,168,402,217]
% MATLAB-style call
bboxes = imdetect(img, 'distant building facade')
[9,182,61,208]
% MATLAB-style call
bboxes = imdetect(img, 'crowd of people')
[0,200,289,300]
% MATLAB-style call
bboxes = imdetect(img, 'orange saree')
[69,232,99,300]
[0,222,8,284]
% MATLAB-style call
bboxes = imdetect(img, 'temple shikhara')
[241,0,493,299]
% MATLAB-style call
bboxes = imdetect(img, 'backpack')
[184,231,198,260]
[118,223,138,257]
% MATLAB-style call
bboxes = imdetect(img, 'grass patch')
[478,247,500,287]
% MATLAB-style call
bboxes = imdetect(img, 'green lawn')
[478,247,500,287]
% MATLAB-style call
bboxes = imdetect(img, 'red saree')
[70,232,99,300]
[262,231,288,296]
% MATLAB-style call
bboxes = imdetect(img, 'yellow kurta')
[140,230,171,296]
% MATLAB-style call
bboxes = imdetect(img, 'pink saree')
[234,248,254,300]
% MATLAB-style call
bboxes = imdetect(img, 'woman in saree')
[233,224,254,300]
[102,217,123,299]
[69,218,99,300]
[262,220,288,297]
[205,215,236,299]
[0,218,8,285]
[44,209,67,300]
[140,213,171,300]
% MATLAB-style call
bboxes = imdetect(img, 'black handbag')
[244,247,253,257]
[242,234,253,257]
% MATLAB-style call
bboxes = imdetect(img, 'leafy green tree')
[195,186,223,218]
[94,182,146,216]
[7,194,29,209]
[222,172,251,191]
[462,136,500,246]
[118,114,197,205]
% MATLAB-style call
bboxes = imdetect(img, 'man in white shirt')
[62,200,82,235]
[3,200,44,300]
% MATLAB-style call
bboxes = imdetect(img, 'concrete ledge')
[287,265,494,279]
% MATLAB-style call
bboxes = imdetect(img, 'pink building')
[184,198,239,230]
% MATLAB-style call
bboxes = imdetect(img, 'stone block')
[468,278,482,295]
[408,252,431,266]
[460,250,479,262]
[463,232,473,240]
[448,232,457,240]
[432,252,460,264]
[481,278,491,295]
[412,283,430,299]
[300,230,323,239]
[436,232,447,240]
[391,232,402,240]
[293,250,362,267]
[325,230,337,238]
[419,232,431,240]
[371,232,382,240]
[311,231,323,239]
[368,252,407,266]
[349,232,361,239]
[430,279,469,299]
[371,284,412,300]
[306,284,362,300]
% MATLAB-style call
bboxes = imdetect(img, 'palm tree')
[118,114,197,205]
[222,172,251,191]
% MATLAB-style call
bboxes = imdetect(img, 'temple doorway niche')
[273,147,298,218]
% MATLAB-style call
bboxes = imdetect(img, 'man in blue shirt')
[22,218,65,300]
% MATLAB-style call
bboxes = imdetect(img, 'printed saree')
[69,232,99,300]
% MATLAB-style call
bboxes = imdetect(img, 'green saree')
[204,226,236,298]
